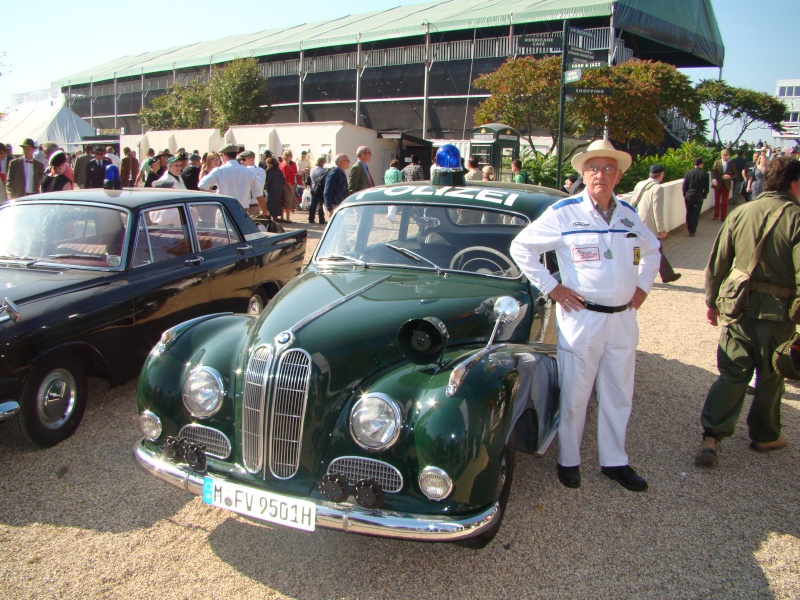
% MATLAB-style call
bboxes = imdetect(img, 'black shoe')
[662,273,681,284]
[320,220,327,225]
[601,465,648,492]
[556,464,581,489]
[308,220,315,224]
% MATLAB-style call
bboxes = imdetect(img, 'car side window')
[189,202,242,251]
[132,209,191,267]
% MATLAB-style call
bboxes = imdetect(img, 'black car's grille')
[242,345,311,479]
[179,424,231,460]
[327,457,404,493]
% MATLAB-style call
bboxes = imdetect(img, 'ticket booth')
[469,124,521,183]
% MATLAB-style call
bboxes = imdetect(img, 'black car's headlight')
[182,367,224,418]
[349,393,403,451]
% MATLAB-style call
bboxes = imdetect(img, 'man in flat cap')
[198,144,266,216]
[238,150,267,216]
[157,154,187,190]
[7,138,45,198]
[181,153,202,190]
[511,139,661,492]
[631,163,680,283]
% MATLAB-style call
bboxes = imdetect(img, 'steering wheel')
[449,246,519,276]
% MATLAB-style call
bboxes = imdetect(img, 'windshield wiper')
[317,254,366,267]
[47,253,105,260]
[385,243,443,274]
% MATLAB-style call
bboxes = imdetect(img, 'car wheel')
[456,431,516,549]
[8,351,88,448]
[247,290,267,315]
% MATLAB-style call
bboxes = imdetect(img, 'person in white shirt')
[106,146,121,168]
[198,144,266,216]
[238,150,267,215]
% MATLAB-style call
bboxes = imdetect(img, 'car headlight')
[349,393,403,451]
[418,466,453,501]
[138,410,162,441]
[182,367,224,418]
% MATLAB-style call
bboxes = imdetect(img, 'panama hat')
[571,139,632,174]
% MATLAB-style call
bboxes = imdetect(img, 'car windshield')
[0,203,129,269]
[315,204,528,278]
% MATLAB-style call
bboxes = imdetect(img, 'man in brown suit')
[6,138,44,199]
[711,148,736,220]
[120,147,140,187]
[73,145,93,189]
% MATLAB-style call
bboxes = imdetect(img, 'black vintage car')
[0,189,306,447]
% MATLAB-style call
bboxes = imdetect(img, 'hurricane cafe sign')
[471,128,519,142]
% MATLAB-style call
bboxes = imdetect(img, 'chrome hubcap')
[36,369,77,430]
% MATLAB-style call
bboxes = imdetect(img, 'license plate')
[202,477,316,532]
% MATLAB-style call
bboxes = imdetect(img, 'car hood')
[0,267,115,306]
[251,267,530,388]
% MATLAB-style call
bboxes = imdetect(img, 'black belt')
[584,301,628,313]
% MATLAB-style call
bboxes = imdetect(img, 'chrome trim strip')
[291,275,391,333]
[134,440,499,542]
[0,401,20,422]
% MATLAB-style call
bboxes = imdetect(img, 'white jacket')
[510,190,661,307]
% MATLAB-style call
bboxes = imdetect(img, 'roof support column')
[508,12,514,57]
[114,76,118,129]
[298,47,305,123]
[90,80,94,128]
[422,22,430,140]
[355,36,362,127]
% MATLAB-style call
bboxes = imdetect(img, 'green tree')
[697,79,786,145]
[473,57,701,160]
[207,58,272,131]
[139,79,209,131]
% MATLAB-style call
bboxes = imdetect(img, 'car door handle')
[184,256,205,266]
[236,244,252,253]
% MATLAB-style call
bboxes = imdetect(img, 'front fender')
[137,313,256,439]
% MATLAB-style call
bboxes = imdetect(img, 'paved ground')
[1,206,799,599]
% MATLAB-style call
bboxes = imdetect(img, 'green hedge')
[520,141,725,194]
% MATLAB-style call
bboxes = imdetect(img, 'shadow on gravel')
[203,351,798,599]
[0,379,190,533]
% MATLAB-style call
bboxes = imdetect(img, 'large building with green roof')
[53,0,723,139]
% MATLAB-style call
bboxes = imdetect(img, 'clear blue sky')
[0,0,794,143]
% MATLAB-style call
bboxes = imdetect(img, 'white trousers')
[556,305,638,468]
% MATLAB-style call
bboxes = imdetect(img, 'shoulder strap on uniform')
[631,180,657,208]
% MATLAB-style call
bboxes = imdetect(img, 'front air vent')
[179,424,232,460]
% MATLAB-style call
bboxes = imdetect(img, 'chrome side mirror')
[486,296,520,348]
[1,297,21,323]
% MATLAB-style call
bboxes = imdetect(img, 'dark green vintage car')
[135,179,565,548]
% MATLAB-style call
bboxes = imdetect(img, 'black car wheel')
[456,431,516,549]
[8,351,88,448]
[247,290,267,315]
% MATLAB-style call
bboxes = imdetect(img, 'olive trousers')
[701,317,795,443]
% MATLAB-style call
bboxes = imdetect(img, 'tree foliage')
[207,58,272,131]
[138,58,273,132]
[696,79,786,145]
[139,80,210,131]
[473,57,701,159]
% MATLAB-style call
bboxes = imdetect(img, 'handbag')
[715,203,790,321]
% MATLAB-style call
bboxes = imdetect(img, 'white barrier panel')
[620,172,713,233]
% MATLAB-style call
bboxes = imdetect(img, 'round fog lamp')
[349,394,403,451]
[419,466,453,501]
[139,410,162,441]
[182,367,224,418]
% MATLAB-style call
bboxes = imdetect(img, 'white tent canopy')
[0,103,96,150]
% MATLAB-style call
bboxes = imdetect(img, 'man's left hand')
[628,287,648,310]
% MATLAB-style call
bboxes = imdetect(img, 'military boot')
[694,436,719,468]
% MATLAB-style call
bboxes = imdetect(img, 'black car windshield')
[315,204,527,278]
[0,203,129,269]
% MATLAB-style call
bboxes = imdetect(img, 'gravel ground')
[1,208,799,599]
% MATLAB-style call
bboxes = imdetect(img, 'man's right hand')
[549,283,585,313]
[706,307,720,326]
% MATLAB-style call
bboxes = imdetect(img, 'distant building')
[52,0,723,141]
[775,79,800,147]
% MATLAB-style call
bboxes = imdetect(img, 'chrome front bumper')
[134,439,499,542]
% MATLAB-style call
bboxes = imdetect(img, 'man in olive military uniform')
[696,156,800,467]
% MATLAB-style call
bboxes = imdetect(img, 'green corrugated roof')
[53,0,723,87]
